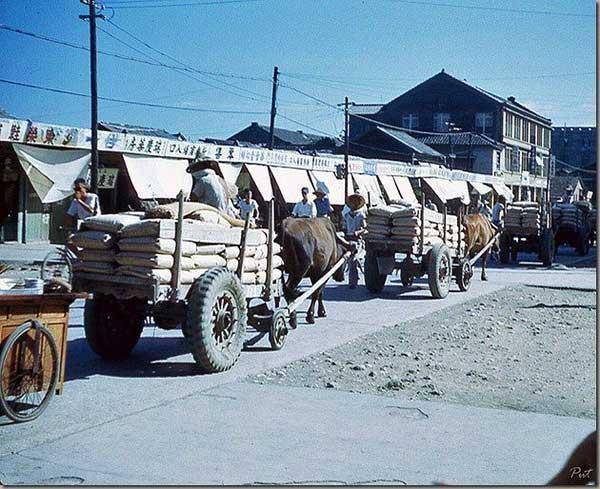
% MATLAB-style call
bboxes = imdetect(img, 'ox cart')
[499,200,554,266]
[363,192,481,299]
[0,292,84,422]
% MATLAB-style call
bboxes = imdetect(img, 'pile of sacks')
[72,205,283,286]
[505,201,541,234]
[552,203,582,230]
[365,202,464,252]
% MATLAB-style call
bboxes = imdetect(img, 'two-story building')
[350,70,552,200]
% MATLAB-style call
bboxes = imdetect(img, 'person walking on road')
[292,187,317,218]
[344,193,367,289]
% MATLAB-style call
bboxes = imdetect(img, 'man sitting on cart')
[292,187,317,218]
[65,178,101,231]
[344,193,367,289]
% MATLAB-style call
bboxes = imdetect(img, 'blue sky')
[0,0,595,140]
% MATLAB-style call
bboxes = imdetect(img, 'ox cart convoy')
[552,201,592,256]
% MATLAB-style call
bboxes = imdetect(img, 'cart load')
[72,205,283,286]
[552,203,584,231]
[364,201,471,299]
[552,202,590,256]
[504,201,541,235]
[365,202,466,253]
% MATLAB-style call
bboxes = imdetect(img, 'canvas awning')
[269,166,314,204]
[12,143,91,203]
[352,173,385,205]
[122,154,192,200]
[218,162,243,187]
[423,177,470,204]
[393,176,417,203]
[244,163,273,201]
[309,170,346,206]
[492,182,514,202]
[377,175,402,203]
[469,181,492,196]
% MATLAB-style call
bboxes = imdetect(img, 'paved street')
[0,251,596,485]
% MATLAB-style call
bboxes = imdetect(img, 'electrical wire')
[105,0,264,10]
[0,78,270,114]
[276,114,340,138]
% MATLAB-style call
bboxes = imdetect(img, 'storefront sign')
[0,118,28,142]
[165,140,202,159]
[123,134,168,157]
[98,168,119,189]
[25,122,79,147]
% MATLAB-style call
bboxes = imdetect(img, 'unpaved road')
[249,284,596,418]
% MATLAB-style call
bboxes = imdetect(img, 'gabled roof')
[550,175,584,197]
[381,71,551,125]
[417,132,503,149]
[98,121,186,141]
[376,126,444,158]
[230,122,342,147]
[350,104,384,115]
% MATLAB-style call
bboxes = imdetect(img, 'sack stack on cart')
[552,203,582,230]
[72,204,283,286]
[365,202,465,253]
[504,201,541,234]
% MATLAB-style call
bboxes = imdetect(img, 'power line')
[383,0,595,18]
[277,114,339,138]
[0,78,270,114]
[105,0,264,9]
[279,83,343,111]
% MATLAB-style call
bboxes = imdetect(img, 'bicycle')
[40,227,78,285]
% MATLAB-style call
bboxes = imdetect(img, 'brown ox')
[464,213,498,281]
[280,217,348,329]
[548,431,596,485]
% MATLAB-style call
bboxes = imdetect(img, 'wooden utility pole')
[80,0,103,192]
[268,66,279,150]
[344,96,350,202]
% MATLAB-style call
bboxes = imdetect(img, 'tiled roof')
[417,132,503,149]
[230,122,342,147]
[376,126,444,158]
[98,121,186,140]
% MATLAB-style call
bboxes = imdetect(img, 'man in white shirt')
[238,188,259,224]
[292,187,316,218]
[492,196,506,229]
[65,178,101,230]
[344,193,367,289]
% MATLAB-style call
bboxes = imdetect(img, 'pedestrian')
[65,178,101,231]
[344,192,367,289]
[492,195,506,229]
[238,188,259,224]
[313,183,333,218]
[292,187,317,218]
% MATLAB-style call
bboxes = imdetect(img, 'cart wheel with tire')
[455,258,473,292]
[364,249,387,293]
[499,233,511,264]
[539,229,555,266]
[427,244,452,299]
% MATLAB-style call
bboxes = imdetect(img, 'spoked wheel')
[456,258,473,292]
[186,268,247,373]
[269,309,288,351]
[0,321,59,422]
[364,249,387,293]
[41,248,73,284]
[427,244,451,299]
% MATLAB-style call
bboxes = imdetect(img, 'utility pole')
[343,96,350,202]
[80,0,103,193]
[268,66,279,150]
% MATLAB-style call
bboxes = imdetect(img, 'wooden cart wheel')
[84,294,146,360]
[427,244,451,299]
[0,320,59,423]
[364,250,387,293]
[269,309,288,351]
[185,268,247,373]
[456,258,473,292]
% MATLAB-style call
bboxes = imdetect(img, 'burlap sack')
[145,202,246,228]
[116,266,172,283]
[73,261,115,274]
[71,230,115,250]
[118,237,196,256]
[255,268,283,284]
[121,219,165,238]
[367,215,392,226]
[391,217,421,227]
[82,213,142,233]
[116,252,194,270]
[195,244,226,255]
[224,246,240,259]
[191,255,227,268]
[367,224,391,236]
[77,249,116,263]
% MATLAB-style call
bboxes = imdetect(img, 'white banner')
[0,118,28,142]
[25,122,80,147]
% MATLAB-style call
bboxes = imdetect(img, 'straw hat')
[347,193,366,210]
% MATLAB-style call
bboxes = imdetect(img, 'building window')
[529,122,536,144]
[505,148,512,171]
[505,113,513,138]
[523,120,529,142]
[521,150,529,172]
[433,112,450,132]
[475,112,494,136]
[514,117,522,140]
[536,126,543,147]
[402,113,419,129]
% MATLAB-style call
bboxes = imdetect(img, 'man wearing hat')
[292,187,317,218]
[187,159,232,214]
[344,192,367,289]
[313,182,333,218]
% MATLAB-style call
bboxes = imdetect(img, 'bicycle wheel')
[41,248,73,284]
[0,321,59,422]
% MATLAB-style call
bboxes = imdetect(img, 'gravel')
[247,284,596,419]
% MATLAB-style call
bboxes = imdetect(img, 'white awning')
[393,176,417,203]
[352,173,385,205]
[492,182,514,202]
[122,154,192,200]
[469,181,492,196]
[218,162,243,186]
[270,166,314,204]
[244,163,273,201]
[12,143,90,203]
[423,177,470,204]
[377,175,401,203]
[309,170,346,206]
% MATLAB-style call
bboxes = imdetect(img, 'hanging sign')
[98,168,119,189]
[24,122,79,147]
[0,118,28,142]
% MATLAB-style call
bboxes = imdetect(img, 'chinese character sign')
[97,168,119,189]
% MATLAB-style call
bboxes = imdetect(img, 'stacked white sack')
[505,201,540,234]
